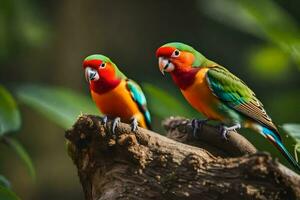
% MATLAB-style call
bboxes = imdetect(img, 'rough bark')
[65,115,300,200]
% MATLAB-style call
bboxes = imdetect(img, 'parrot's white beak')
[158,57,175,75]
[85,67,99,83]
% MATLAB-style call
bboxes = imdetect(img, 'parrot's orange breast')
[91,80,145,126]
[180,68,224,120]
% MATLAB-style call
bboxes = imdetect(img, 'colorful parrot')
[156,42,300,171]
[83,54,151,132]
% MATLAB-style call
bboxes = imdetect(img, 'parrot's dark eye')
[172,50,180,57]
[100,63,106,68]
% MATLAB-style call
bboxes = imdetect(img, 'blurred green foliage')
[16,85,99,129]
[0,175,10,188]
[200,0,300,77]
[248,46,290,79]
[0,0,49,60]
[0,85,21,136]
[0,185,20,200]
[283,124,300,141]
[4,137,36,179]
[0,85,35,198]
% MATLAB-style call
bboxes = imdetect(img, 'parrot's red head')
[83,54,125,94]
[156,42,208,89]
[155,42,206,75]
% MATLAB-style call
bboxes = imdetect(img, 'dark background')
[0,0,300,199]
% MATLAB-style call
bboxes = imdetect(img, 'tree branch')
[162,116,257,157]
[65,115,300,200]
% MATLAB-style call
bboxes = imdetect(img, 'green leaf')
[142,83,197,119]
[0,85,21,136]
[282,124,300,140]
[0,185,20,200]
[16,85,99,129]
[4,137,35,180]
[282,124,300,162]
[0,175,10,188]
[294,143,300,162]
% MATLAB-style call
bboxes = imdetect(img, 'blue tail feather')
[262,127,300,172]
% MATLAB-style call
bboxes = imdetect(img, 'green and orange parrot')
[83,54,151,132]
[156,42,300,171]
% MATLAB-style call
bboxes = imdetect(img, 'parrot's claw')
[130,118,139,132]
[219,124,241,140]
[191,119,209,138]
[111,117,121,135]
[101,115,108,125]
[219,126,229,140]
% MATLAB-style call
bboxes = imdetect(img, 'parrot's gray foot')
[191,119,209,138]
[219,124,241,140]
[130,117,139,132]
[111,117,121,135]
[101,115,108,125]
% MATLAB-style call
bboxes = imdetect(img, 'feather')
[126,79,152,129]
[206,65,279,138]
[261,126,300,171]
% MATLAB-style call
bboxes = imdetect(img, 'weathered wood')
[65,115,300,200]
[162,116,257,157]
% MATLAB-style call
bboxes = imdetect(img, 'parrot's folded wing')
[126,79,151,129]
[206,66,279,137]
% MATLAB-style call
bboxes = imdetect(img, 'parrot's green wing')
[205,66,279,136]
[126,79,151,129]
